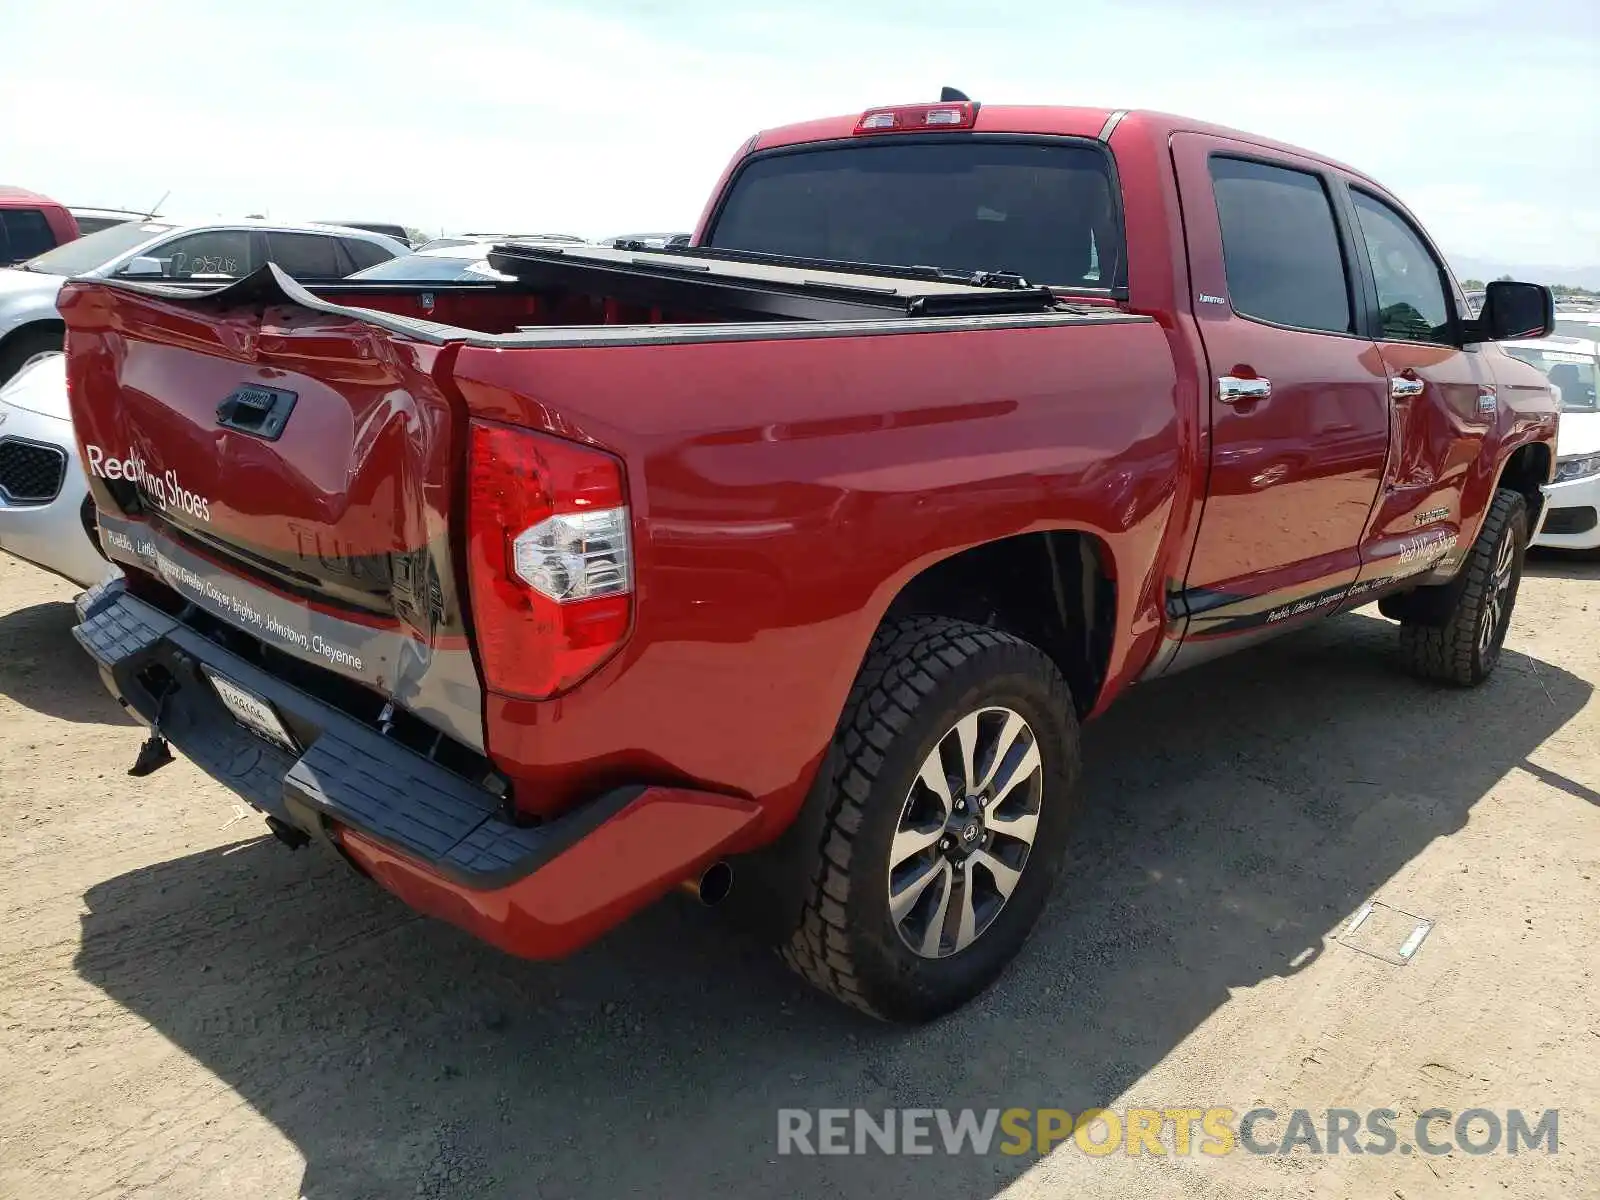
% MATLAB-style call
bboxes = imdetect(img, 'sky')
[3,0,1597,269]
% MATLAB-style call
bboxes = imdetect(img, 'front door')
[1167,135,1391,661]
[1339,184,1494,585]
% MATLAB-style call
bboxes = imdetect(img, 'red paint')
[450,319,1183,823]
[60,104,1560,964]
[334,787,763,958]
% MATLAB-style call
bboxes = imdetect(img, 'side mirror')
[1477,280,1554,342]
[119,256,165,279]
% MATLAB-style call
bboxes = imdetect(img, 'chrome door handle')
[1391,377,1425,399]
[1218,376,1271,404]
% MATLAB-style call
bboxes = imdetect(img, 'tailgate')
[59,270,484,750]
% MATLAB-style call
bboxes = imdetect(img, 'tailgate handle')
[216,384,298,441]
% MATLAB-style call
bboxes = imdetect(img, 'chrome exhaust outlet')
[679,860,733,906]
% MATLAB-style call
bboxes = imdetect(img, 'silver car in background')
[0,218,408,384]
[0,354,108,586]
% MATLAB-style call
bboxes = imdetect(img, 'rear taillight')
[466,420,632,699]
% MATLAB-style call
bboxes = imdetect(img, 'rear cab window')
[705,138,1125,292]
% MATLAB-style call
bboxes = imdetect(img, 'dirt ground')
[1,551,1596,1200]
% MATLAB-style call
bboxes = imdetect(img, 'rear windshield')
[706,139,1124,290]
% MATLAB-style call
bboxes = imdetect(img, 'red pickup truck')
[61,99,1557,1022]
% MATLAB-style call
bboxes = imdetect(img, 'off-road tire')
[0,325,64,388]
[1396,488,1527,687]
[780,617,1080,1022]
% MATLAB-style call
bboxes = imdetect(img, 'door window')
[265,232,346,280]
[1350,191,1454,345]
[1209,157,1353,334]
[135,230,257,279]
[341,238,394,272]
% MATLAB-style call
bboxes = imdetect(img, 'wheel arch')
[1492,439,1553,534]
[0,318,66,366]
[878,529,1118,721]
[727,528,1115,942]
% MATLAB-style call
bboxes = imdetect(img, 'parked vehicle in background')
[0,218,406,385]
[1504,334,1600,550]
[349,236,620,284]
[347,241,513,282]
[69,207,156,236]
[1553,310,1600,341]
[318,221,417,245]
[604,231,691,249]
[0,354,111,586]
[60,99,1557,1022]
[462,232,587,244]
[0,187,78,267]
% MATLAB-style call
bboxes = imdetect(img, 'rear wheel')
[780,617,1080,1022]
[0,325,64,387]
[1396,488,1527,686]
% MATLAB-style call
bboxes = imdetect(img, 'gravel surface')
[1,551,1596,1199]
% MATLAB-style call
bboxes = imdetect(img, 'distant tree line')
[1459,277,1598,298]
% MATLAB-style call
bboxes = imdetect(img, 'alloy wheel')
[887,706,1044,958]
[1479,527,1517,655]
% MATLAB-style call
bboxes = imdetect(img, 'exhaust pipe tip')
[265,815,311,851]
[680,860,733,906]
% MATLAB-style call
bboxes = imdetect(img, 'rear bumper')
[73,580,761,959]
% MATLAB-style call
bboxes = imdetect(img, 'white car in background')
[1502,334,1600,551]
[1552,310,1600,342]
[0,354,109,586]
[0,218,408,385]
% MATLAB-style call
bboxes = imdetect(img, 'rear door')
[1337,182,1493,578]
[1168,134,1390,652]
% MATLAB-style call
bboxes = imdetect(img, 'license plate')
[204,669,299,753]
